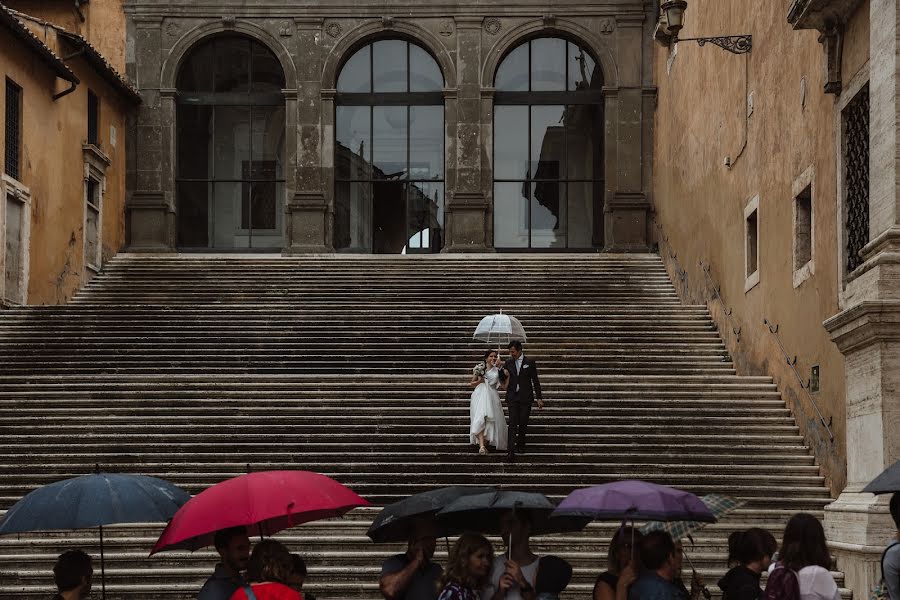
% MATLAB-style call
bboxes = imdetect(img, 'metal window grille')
[87,90,99,145]
[845,85,869,273]
[4,78,22,180]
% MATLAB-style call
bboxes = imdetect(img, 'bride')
[469,350,508,455]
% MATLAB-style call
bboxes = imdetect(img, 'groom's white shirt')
[515,354,524,391]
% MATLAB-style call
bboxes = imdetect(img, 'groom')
[502,340,543,463]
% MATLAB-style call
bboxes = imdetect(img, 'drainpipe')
[53,48,85,101]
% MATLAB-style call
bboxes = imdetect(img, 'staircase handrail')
[763,318,835,442]
[653,220,688,287]
[699,260,742,342]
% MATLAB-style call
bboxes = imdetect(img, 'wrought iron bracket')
[677,35,752,54]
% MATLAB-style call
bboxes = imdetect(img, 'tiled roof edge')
[0,3,79,83]
[57,30,142,104]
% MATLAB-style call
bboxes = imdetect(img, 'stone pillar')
[823,0,900,595]
[443,17,492,252]
[286,18,330,253]
[604,16,651,252]
[127,17,173,251]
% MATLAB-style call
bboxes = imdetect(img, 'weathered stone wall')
[123,0,657,252]
[652,0,871,495]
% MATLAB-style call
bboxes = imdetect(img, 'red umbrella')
[150,471,370,554]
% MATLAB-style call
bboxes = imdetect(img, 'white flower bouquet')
[472,362,487,378]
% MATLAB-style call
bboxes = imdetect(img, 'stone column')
[443,17,491,252]
[127,17,173,251]
[823,0,900,595]
[285,18,330,253]
[604,15,651,252]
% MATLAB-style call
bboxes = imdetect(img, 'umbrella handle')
[99,523,107,600]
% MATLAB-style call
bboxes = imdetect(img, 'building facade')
[123,1,656,254]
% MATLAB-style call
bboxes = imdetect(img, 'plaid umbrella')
[639,493,744,539]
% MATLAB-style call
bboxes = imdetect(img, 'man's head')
[213,526,251,574]
[891,493,900,531]
[287,553,307,592]
[53,549,93,598]
[508,340,523,359]
[640,531,678,580]
[407,518,438,562]
[499,509,533,549]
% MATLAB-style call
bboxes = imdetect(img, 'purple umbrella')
[551,480,716,523]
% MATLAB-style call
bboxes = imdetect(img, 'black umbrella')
[367,486,496,543]
[862,460,900,494]
[435,490,590,537]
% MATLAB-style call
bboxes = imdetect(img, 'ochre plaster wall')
[652,0,869,495]
[1,25,129,305]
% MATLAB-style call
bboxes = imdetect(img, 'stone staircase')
[0,254,845,598]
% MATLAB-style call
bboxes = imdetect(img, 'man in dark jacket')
[717,528,777,600]
[502,340,543,463]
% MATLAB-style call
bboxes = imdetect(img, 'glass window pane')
[567,181,594,248]
[212,182,241,248]
[251,106,285,179]
[177,181,210,247]
[248,182,283,249]
[335,181,373,251]
[214,38,251,93]
[373,40,407,93]
[409,106,443,180]
[531,38,566,91]
[494,106,528,180]
[495,43,528,91]
[494,182,529,248]
[337,45,371,93]
[373,106,408,179]
[531,105,566,180]
[177,39,215,91]
[566,104,600,179]
[177,105,213,179]
[568,42,598,91]
[531,181,566,248]
[407,182,444,252]
[409,44,443,92]
[212,106,251,179]
[336,106,372,180]
[251,42,286,92]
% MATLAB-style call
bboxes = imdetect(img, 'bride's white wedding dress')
[470,366,508,450]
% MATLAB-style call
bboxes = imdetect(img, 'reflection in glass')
[334,181,373,251]
[409,106,443,180]
[531,38,566,91]
[212,182,240,248]
[531,105,566,181]
[373,40,407,92]
[177,41,215,91]
[215,38,251,93]
[337,45,371,93]
[531,182,565,248]
[212,106,250,179]
[336,106,372,180]
[494,106,528,180]
[568,42,597,91]
[177,181,210,247]
[567,181,594,248]
[252,106,285,177]
[410,44,443,92]
[177,105,212,179]
[566,104,599,180]
[373,106,408,178]
[407,182,444,252]
[494,182,529,248]
[495,43,529,91]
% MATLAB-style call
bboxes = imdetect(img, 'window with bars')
[5,78,22,180]
[87,90,99,146]
[844,84,869,273]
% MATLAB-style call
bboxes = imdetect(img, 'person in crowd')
[288,554,316,600]
[672,540,706,600]
[379,518,442,600]
[199,526,251,600]
[229,539,301,600]
[593,527,643,600]
[438,533,494,600]
[727,532,743,568]
[765,513,839,600]
[882,492,900,600]
[628,530,686,600]
[52,549,93,600]
[534,555,572,600]
[483,510,541,600]
[468,349,508,455]
[718,528,778,600]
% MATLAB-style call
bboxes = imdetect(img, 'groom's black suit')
[503,355,542,458]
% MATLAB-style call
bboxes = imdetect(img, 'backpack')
[871,542,900,600]
[764,564,800,600]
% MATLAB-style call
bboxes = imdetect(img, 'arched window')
[175,35,286,249]
[493,37,603,249]
[334,39,445,253]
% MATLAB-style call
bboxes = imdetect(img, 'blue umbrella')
[0,472,190,598]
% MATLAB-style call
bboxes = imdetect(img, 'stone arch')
[481,18,618,89]
[161,21,298,90]
[321,21,457,90]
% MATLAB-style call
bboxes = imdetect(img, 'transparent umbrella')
[473,310,527,353]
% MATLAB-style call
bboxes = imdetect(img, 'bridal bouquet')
[472,362,487,378]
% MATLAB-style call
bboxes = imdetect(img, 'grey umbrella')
[367,486,496,543]
[435,490,590,536]
[862,460,900,494]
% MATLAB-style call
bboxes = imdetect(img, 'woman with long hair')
[468,349,508,455]
[718,528,777,600]
[229,540,302,600]
[593,527,643,600]
[437,533,494,600]
[766,513,839,600]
